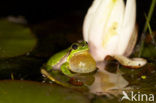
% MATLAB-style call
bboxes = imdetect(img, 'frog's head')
[68,41,96,73]
[69,41,88,55]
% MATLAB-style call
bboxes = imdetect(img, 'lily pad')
[0,80,90,103]
[0,19,37,58]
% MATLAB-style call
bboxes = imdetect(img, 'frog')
[41,41,96,78]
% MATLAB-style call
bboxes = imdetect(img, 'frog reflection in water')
[42,41,96,79]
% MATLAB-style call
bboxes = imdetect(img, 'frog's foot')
[61,62,79,77]
[106,55,147,68]
[41,69,71,87]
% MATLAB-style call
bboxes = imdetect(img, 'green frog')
[41,41,96,78]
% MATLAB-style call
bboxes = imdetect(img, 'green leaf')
[0,80,90,103]
[0,19,37,58]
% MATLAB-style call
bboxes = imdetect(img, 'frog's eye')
[72,44,78,50]
[85,41,88,44]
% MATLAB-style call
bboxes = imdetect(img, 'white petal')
[110,55,147,68]
[117,0,136,55]
[84,0,125,61]
[83,0,102,41]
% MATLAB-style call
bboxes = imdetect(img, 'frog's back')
[46,48,69,67]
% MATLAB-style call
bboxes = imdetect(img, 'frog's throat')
[53,50,89,70]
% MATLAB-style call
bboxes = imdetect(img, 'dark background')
[0,0,92,23]
[0,0,155,28]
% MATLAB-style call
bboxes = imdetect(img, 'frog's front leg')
[61,62,76,77]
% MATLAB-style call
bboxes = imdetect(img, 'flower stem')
[138,0,156,57]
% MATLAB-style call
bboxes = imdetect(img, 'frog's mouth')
[68,50,96,73]
[73,50,89,56]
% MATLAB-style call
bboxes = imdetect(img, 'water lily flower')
[83,0,147,69]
